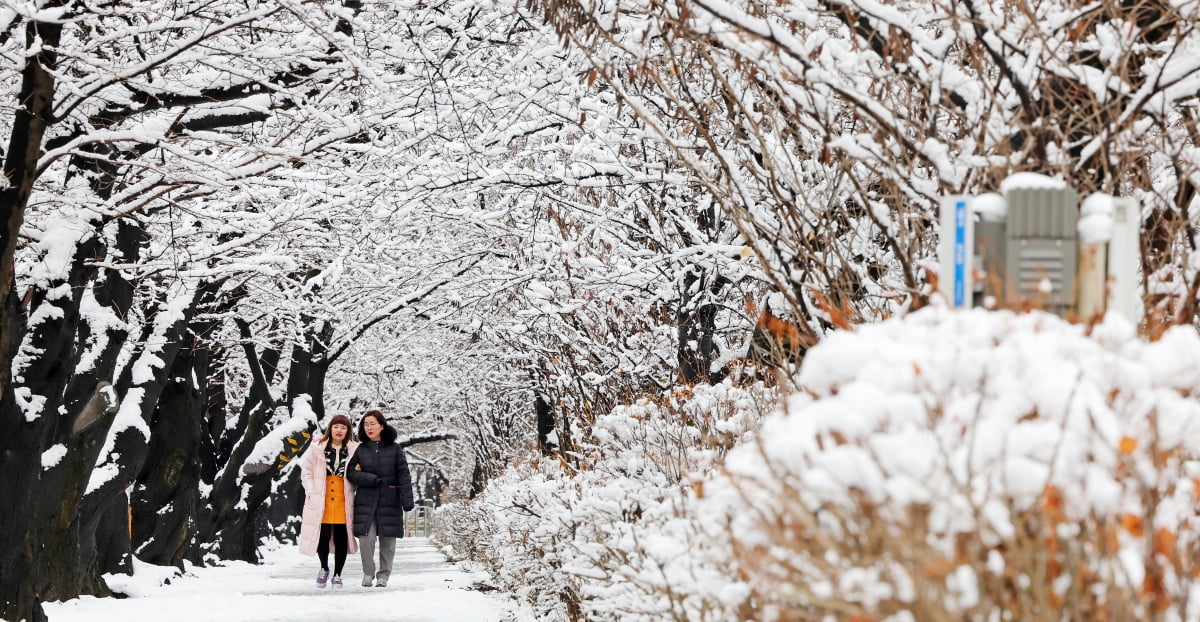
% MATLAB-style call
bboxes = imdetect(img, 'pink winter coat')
[299,439,360,556]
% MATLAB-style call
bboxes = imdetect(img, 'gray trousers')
[357,519,396,581]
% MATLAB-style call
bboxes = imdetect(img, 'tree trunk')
[268,465,305,544]
[676,268,726,384]
[536,394,556,454]
[0,12,63,402]
[89,493,135,584]
[0,223,131,621]
[200,357,229,486]
[197,319,307,561]
[131,331,209,567]
[217,338,281,467]
[19,380,124,608]
[74,280,203,586]
[196,387,277,561]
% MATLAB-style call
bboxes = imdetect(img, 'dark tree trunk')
[254,316,332,544]
[250,317,336,552]
[200,363,227,486]
[197,318,328,562]
[306,360,328,420]
[0,13,63,408]
[677,268,726,384]
[217,336,281,467]
[75,281,205,587]
[196,332,280,561]
[16,382,121,609]
[0,46,156,608]
[244,342,330,556]
[90,492,135,584]
[469,459,486,499]
[0,221,132,621]
[268,466,306,543]
[536,394,556,454]
[131,330,209,567]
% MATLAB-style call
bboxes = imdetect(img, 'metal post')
[1076,240,1107,319]
[939,195,973,308]
[1107,198,1141,324]
[405,503,433,537]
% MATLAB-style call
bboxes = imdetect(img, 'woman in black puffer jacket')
[346,410,415,588]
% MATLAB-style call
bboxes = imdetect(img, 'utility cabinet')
[938,181,1139,323]
[1003,187,1078,312]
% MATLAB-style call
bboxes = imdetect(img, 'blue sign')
[954,199,968,306]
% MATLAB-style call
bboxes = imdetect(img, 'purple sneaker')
[316,568,330,588]
[331,575,343,588]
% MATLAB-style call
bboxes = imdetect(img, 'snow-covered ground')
[45,539,527,622]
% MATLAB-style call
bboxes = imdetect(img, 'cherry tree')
[0,0,452,617]
[529,0,1200,332]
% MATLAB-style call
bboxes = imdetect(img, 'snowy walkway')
[45,539,524,622]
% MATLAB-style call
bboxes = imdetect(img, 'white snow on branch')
[241,395,319,475]
[42,444,68,469]
[14,387,47,422]
[999,172,1069,193]
[131,281,199,385]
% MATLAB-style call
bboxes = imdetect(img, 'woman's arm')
[346,452,380,487]
[396,450,415,511]
[300,444,319,495]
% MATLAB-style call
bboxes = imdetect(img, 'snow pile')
[444,307,1200,620]
[704,307,1200,619]
[1078,193,1116,243]
[101,557,186,597]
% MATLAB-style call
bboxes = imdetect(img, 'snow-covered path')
[45,539,524,622]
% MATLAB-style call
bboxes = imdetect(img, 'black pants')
[318,523,349,575]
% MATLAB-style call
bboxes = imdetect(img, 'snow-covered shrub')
[701,307,1200,620]
[444,307,1200,621]
[441,461,584,619]
[437,380,776,620]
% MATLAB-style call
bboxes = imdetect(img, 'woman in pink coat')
[299,414,359,588]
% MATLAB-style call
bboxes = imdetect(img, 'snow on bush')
[438,380,775,620]
[705,307,1200,620]
[442,308,1200,621]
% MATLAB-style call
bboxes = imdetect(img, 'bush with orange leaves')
[439,307,1200,621]
[697,306,1200,621]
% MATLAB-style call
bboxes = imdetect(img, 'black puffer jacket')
[347,425,415,538]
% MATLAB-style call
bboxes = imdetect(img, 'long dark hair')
[318,414,354,445]
[357,409,391,443]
